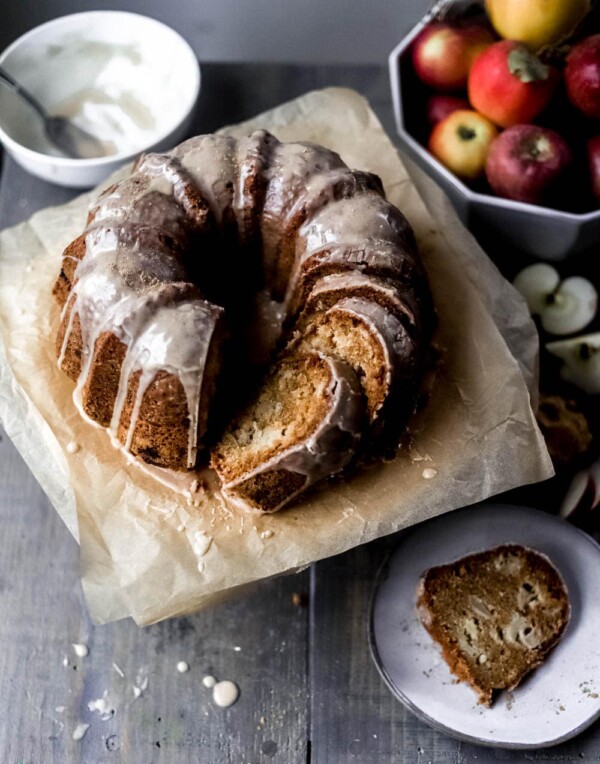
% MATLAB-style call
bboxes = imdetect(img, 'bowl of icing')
[0,11,200,188]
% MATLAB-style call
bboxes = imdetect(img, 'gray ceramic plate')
[369,504,600,748]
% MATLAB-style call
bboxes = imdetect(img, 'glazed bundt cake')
[53,129,432,513]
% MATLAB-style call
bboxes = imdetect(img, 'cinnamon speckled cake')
[416,545,570,706]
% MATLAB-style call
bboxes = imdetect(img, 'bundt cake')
[53,129,432,513]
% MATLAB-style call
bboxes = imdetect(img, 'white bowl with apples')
[389,0,600,260]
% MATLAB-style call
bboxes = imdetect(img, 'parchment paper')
[0,88,553,626]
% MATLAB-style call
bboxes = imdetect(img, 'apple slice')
[546,332,600,394]
[513,263,597,335]
[560,459,600,528]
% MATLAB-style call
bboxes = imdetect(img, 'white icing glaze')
[212,679,239,707]
[202,674,216,688]
[58,155,224,469]
[303,271,416,328]
[260,142,346,268]
[284,239,418,318]
[298,193,411,255]
[176,661,190,673]
[173,135,237,224]
[87,691,116,720]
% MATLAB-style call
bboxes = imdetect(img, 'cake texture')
[212,351,364,513]
[53,129,432,512]
[416,545,570,706]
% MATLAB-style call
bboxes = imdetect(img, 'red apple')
[588,137,600,204]
[485,125,572,205]
[429,109,498,180]
[468,41,559,128]
[566,35,600,120]
[426,94,470,126]
[412,23,495,91]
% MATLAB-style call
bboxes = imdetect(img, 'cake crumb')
[292,592,308,607]
[72,722,89,741]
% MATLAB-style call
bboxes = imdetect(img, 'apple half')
[547,332,600,394]
[513,263,598,335]
[560,458,600,526]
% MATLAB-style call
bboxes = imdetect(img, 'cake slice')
[296,271,419,337]
[290,297,420,450]
[416,545,570,706]
[211,351,364,513]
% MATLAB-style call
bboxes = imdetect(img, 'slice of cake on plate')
[416,544,570,706]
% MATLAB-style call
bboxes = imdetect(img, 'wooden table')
[1,63,599,764]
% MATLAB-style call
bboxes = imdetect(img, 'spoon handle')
[0,65,47,119]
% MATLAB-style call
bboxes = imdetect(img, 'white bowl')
[388,2,600,261]
[0,11,200,188]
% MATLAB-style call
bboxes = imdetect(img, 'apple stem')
[508,47,550,83]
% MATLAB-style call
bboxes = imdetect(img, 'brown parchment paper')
[0,88,553,626]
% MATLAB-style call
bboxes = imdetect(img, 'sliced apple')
[547,332,600,394]
[513,263,598,335]
[560,458,600,525]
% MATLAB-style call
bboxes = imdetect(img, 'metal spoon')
[0,65,105,159]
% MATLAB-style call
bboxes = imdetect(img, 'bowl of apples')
[389,0,600,260]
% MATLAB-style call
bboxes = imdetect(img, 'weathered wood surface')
[1,63,599,763]
[0,427,310,764]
